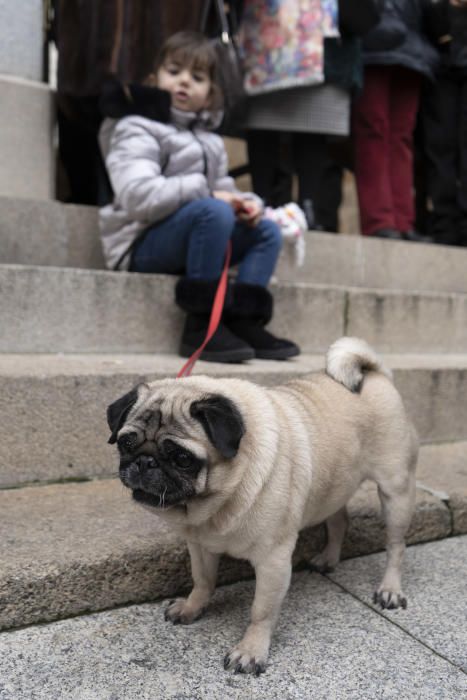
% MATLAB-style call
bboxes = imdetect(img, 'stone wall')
[0,0,55,200]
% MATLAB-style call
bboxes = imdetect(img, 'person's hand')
[235,199,263,226]
[213,190,244,208]
[213,191,263,225]
[450,0,467,7]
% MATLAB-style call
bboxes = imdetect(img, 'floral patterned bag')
[239,0,339,95]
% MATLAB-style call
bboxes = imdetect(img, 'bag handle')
[201,0,232,44]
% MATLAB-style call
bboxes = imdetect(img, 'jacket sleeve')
[105,118,210,223]
[212,140,264,209]
[211,144,238,193]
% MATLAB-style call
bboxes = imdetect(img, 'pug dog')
[107,337,418,675]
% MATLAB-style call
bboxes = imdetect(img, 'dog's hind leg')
[310,507,349,573]
[374,470,416,610]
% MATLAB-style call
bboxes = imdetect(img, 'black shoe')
[179,316,254,363]
[372,228,403,240]
[401,230,433,243]
[226,283,300,361]
[226,319,300,359]
[175,277,254,363]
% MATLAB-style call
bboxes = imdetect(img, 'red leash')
[176,241,232,378]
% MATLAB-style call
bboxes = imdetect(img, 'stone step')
[2,537,466,698]
[1,353,467,487]
[1,441,465,632]
[3,195,467,293]
[0,79,54,200]
[0,197,102,268]
[2,264,467,353]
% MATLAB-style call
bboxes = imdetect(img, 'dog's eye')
[175,451,191,468]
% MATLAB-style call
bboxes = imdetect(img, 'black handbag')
[201,0,246,135]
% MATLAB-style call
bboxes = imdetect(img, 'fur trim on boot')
[175,278,254,363]
[226,283,300,360]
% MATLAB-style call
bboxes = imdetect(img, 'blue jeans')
[130,197,282,287]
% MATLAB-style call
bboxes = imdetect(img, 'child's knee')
[193,197,236,230]
[259,218,283,252]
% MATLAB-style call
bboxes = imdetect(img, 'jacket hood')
[99,77,223,130]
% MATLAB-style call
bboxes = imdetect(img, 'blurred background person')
[238,0,372,232]
[52,0,205,205]
[422,0,467,246]
[352,0,438,241]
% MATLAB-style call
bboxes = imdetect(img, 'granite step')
[2,352,467,488]
[0,440,465,632]
[2,264,467,353]
[3,195,467,294]
[1,538,466,698]
[0,535,467,700]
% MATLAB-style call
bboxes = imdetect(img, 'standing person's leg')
[388,67,423,239]
[316,154,343,233]
[131,198,255,363]
[57,96,102,206]
[292,133,342,232]
[246,130,293,206]
[422,71,459,245]
[353,66,396,237]
[457,76,467,246]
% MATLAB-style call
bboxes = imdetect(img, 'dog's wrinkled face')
[107,383,245,509]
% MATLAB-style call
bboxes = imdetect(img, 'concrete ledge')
[0,267,345,353]
[0,467,459,631]
[345,288,467,353]
[0,77,55,199]
[277,232,467,294]
[415,441,467,536]
[3,195,467,294]
[3,264,467,353]
[1,354,467,486]
[0,197,103,268]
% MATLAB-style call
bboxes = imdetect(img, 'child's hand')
[213,190,244,208]
[236,199,263,226]
[213,191,263,225]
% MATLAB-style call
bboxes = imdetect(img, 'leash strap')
[176,241,232,378]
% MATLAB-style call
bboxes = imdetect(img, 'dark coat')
[54,0,206,97]
[424,0,467,74]
[362,0,439,79]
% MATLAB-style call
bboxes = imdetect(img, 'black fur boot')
[175,278,254,363]
[225,283,300,360]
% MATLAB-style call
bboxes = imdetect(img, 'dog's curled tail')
[326,337,393,393]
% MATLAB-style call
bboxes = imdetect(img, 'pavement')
[0,536,466,700]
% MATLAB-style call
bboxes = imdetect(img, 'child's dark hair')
[148,31,223,110]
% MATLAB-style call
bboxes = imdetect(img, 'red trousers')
[353,65,421,236]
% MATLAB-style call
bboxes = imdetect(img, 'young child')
[98,31,299,362]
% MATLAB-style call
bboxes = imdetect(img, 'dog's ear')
[190,395,245,458]
[107,386,140,444]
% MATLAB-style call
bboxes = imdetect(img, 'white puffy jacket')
[99,98,257,270]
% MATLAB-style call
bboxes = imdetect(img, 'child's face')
[157,58,212,113]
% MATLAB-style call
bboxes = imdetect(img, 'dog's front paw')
[164,598,205,625]
[373,588,407,610]
[223,641,267,676]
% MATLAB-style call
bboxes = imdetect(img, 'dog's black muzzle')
[119,454,195,508]
[119,454,160,491]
